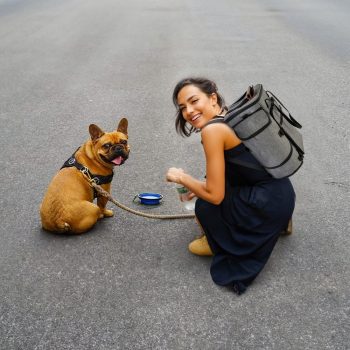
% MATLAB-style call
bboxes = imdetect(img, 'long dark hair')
[172,77,225,137]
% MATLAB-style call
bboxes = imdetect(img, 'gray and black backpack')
[224,84,304,179]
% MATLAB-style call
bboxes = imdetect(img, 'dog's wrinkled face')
[89,118,130,167]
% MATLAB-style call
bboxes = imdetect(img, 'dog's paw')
[103,209,114,217]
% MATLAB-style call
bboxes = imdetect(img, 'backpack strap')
[201,116,225,129]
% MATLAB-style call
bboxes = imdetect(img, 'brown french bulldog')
[40,118,130,234]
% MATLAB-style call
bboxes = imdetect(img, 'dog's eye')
[120,140,127,145]
[103,143,112,149]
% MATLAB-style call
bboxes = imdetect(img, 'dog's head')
[89,118,130,168]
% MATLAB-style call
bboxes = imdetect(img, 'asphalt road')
[0,0,349,349]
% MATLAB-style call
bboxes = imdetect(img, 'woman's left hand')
[166,167,186,184]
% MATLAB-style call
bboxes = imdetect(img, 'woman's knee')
[195,198,219,220]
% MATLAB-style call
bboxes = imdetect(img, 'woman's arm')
[167,124,238,205]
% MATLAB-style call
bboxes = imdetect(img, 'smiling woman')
[173,78,226,136]
[166,77,295,295]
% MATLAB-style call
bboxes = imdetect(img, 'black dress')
[195,141,295,295]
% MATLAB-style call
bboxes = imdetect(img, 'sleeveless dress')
[195,119,295,295]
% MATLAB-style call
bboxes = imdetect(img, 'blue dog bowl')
[137,193,163,205]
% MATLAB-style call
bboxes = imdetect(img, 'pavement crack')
[324,181,350,189]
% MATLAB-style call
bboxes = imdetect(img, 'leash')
[80,168,195,219]
[92,182,195,219]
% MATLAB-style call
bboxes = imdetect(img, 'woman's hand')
[166,167,185,184]
[186,192,196,200]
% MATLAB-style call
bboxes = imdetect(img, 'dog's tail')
[40,203,71,233]
[57,222,71,233]
[41,220,71,233]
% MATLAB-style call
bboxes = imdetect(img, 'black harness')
[61,151,114,198]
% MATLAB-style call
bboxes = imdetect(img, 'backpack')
[224,84,304,179]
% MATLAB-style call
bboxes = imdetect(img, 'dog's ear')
[117,118,128,136]
[89,124,105,142]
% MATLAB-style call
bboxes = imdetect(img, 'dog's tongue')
[111,156,123,165]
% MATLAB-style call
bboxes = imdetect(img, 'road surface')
[0,0,349,349]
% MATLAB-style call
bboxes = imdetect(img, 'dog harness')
[61,152,114,198]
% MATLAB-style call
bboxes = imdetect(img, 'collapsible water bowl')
[134,193,163,205]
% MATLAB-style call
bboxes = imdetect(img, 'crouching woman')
[166,77,295,294]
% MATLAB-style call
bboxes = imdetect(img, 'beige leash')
[91,182,195,220]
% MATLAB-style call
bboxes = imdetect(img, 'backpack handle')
[266,90,302,129]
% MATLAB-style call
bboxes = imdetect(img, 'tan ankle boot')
[188,235,213,256]
[280,219,293,235]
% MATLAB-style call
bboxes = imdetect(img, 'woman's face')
[177,85,220,129]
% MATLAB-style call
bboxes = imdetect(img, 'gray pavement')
[0,0,349,349]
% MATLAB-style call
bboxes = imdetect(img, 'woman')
[166,77,295,294]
